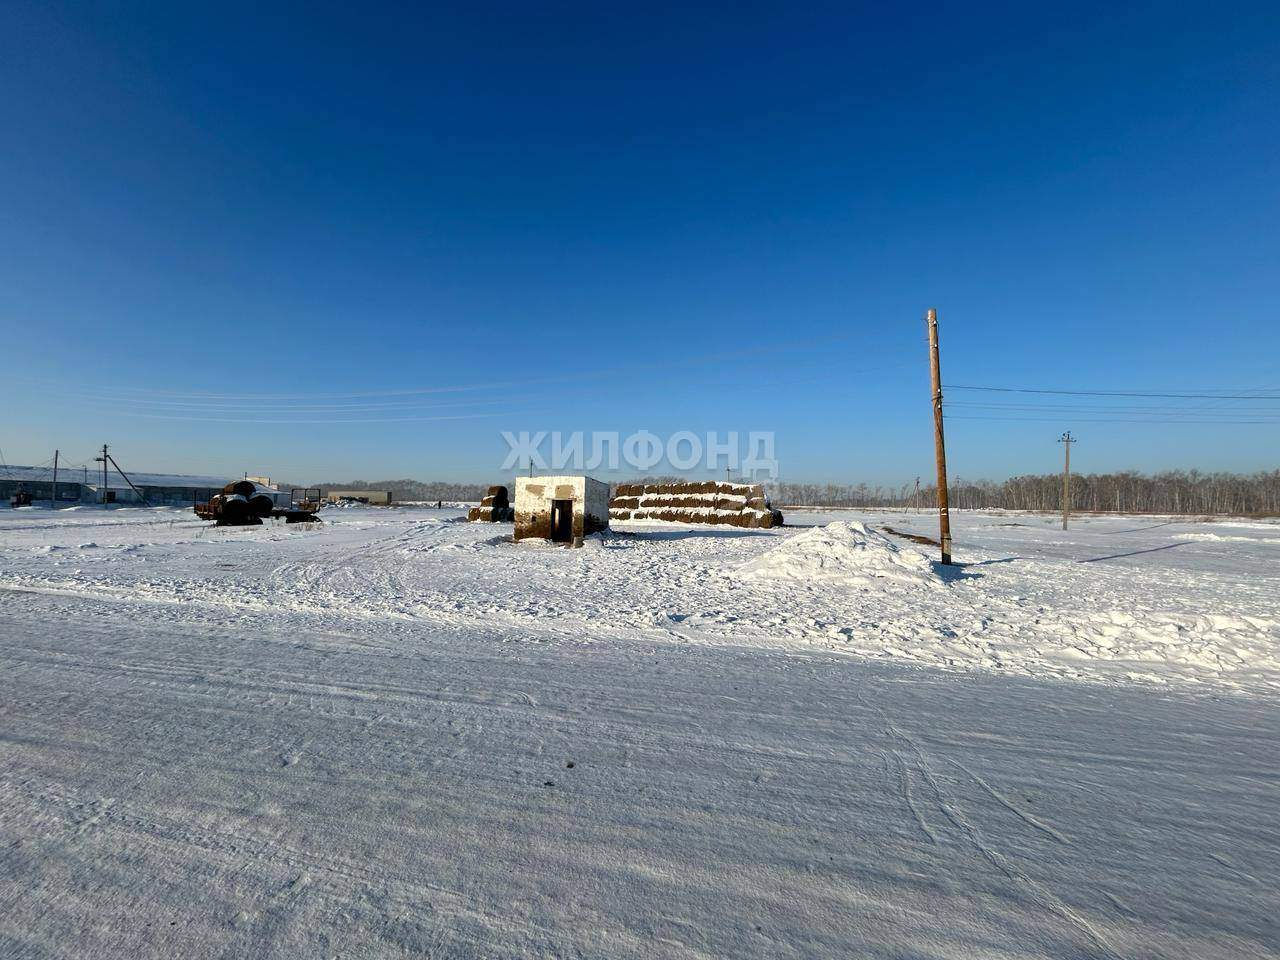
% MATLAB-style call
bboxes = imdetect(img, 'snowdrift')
[739,521,941,587]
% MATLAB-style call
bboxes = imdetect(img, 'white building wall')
[515,476,609,542]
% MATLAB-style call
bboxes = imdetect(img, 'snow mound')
[1181,532,1280,544]
[739,522,941,588]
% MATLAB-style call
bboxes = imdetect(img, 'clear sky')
[1,2,1277,485]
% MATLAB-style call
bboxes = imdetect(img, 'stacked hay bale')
[468,485,514,522]
[196,480,276,526]
[610,481,783,528]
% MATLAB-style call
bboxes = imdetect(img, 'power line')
[945,414,1280,424]
[946,384,1280,400]
[947,403,1280,419]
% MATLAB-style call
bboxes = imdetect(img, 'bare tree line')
[301,470,1280,517]
[774,470,1280,516]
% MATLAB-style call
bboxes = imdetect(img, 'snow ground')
[2,504,1276,694]
[1,505,1277,957]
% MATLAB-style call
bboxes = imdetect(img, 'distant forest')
[775,470,1280,516]
[304,470,1280,517]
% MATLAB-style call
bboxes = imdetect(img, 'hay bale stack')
[608,480,782,528]
[468,505,514,521]
[468,485,514,522]
[209,493,261,526]
[193,482,271,526]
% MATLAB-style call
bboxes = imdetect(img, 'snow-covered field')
[1,505,1277,957]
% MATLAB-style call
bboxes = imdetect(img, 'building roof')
[0,464,238,490]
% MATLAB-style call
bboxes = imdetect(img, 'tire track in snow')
[889,748,939,844]
[899,730,1122,960]
[860,687,1125,960]
[946,758,1069,844]
[108,804,568,948]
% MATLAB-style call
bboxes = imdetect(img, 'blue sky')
[1,1,1277,485]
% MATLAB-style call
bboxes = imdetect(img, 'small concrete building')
[514,475,609,543]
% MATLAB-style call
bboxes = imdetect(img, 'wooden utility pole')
[51,450,58,508]
[914,477,920,512]
[1059,431,1075,530]
[926,308,952,564]
[95,444,108,506]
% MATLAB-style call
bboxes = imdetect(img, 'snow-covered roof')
[0,464,238,489]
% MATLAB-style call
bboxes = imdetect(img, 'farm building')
[1,465,289,508]
[325,489,393,505]
[514,476,609,543]
[0,467,84,504]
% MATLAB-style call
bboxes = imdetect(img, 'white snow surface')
[1,505,1278,957]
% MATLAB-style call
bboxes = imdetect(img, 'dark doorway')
[551,499,574,543]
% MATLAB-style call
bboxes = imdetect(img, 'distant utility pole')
[914,476,920,512]
[1059,431,1075,531]
[51,449,59,508]
[926,308,953,564]
[95,444,109,507]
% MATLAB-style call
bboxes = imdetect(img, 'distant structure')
[0,465,275,507]
[514,476,609,544]
[325,489,393,505]
[468,485,513,522]
[610,480,783,527]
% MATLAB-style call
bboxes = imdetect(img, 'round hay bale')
[219,494,250,523]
